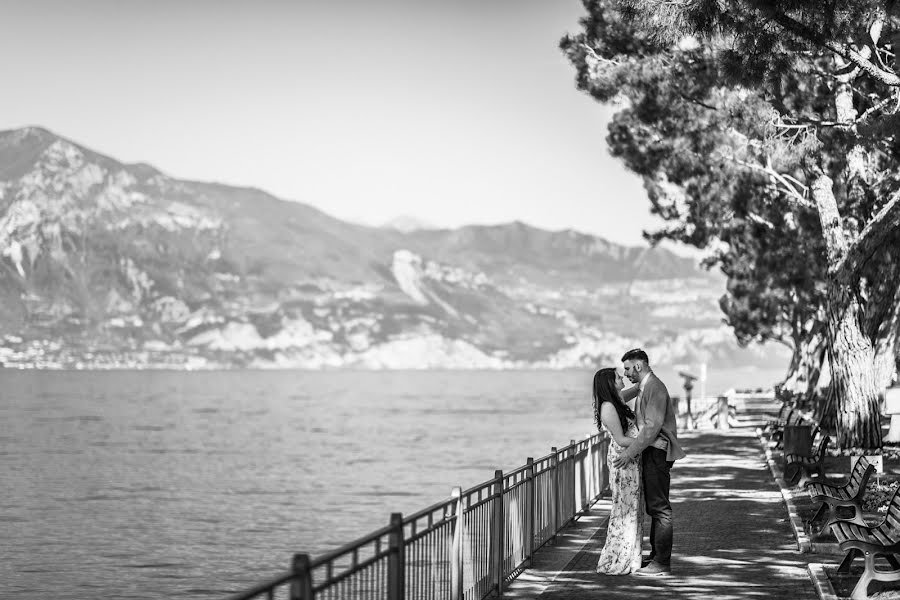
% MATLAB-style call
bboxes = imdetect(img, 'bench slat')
[885,513,900,533]
[871,528,894,545]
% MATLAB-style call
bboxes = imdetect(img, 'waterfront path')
[505,429,820,600]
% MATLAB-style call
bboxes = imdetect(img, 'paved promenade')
[505,429,820,600]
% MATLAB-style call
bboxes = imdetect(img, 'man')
[612,348,686,576]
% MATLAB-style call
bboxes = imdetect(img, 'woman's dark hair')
[592,367,635,433]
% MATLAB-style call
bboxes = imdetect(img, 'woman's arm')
[600,402,634,447]
[620,384,639,402]
[620,385,639,412]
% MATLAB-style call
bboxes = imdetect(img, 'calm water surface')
[2,367,783,600]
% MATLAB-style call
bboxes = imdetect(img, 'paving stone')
[505,429,820,600]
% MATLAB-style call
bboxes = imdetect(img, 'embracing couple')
[593,348,686,577]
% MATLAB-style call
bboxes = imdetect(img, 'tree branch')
[581,43,620,66]
[834,190,900,282]
[766,10,900,86]
[856,94,897,124]
[727,156,815,210]
[678,92,719,111]
[747,212,775,229]
[775,120,845,129]
[775,100,893,128]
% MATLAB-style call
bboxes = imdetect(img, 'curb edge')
[758,428,812,553]
[807,563,840,600]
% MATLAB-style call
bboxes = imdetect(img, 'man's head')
[621,348,651,384]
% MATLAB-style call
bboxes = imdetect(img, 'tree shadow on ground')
[539,430,819,600]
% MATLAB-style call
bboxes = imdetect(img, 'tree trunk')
[811,173,882,450]
[873,258,900,389]
[781,330,827,401]
[816,383,837,431]
[826,280,883,450]
[877,344,899,389]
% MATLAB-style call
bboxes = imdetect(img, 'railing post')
[717,396,730,429]
[492,469,504,597]
[388,512,404,600]
[685,387,695,430]
[550,446,558,538]
[569,439,576,521]
[450,486,464,600]
[584,436,593,510]
[599,434,609,495]
[578,438,587,513]
[525,457,535,567]
[290,553,313,600]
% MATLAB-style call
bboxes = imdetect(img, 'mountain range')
[0,126,782,370]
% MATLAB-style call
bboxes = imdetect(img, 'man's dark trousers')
[642,447,674,565]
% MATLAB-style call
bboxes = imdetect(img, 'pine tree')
[561,0,900,449]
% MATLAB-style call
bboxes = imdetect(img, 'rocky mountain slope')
[0,126,779,370]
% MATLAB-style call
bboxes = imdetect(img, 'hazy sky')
[0,0,670,247]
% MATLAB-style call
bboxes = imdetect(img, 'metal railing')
[677,395,739,430]
[225,432,611,600]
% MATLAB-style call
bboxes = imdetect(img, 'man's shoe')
[632,562,671,577]
[641,555,655,568]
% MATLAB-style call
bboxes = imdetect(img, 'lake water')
[2,366,785,600]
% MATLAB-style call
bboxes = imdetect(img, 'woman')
[593,367,644,575]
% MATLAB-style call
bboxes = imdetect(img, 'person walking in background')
[613,348,686,576]
[592,367,643,574]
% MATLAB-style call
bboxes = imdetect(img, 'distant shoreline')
[2,364,785,399]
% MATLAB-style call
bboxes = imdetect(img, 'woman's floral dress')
[596,419,643,574]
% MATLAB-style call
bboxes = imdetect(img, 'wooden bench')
[783,435,830,486]
[775,411,822,451]
[806,456,875,537]
[773,411,804,449]
[763,403,791,433]
[766,407,795,442]
[832,487,900,599]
